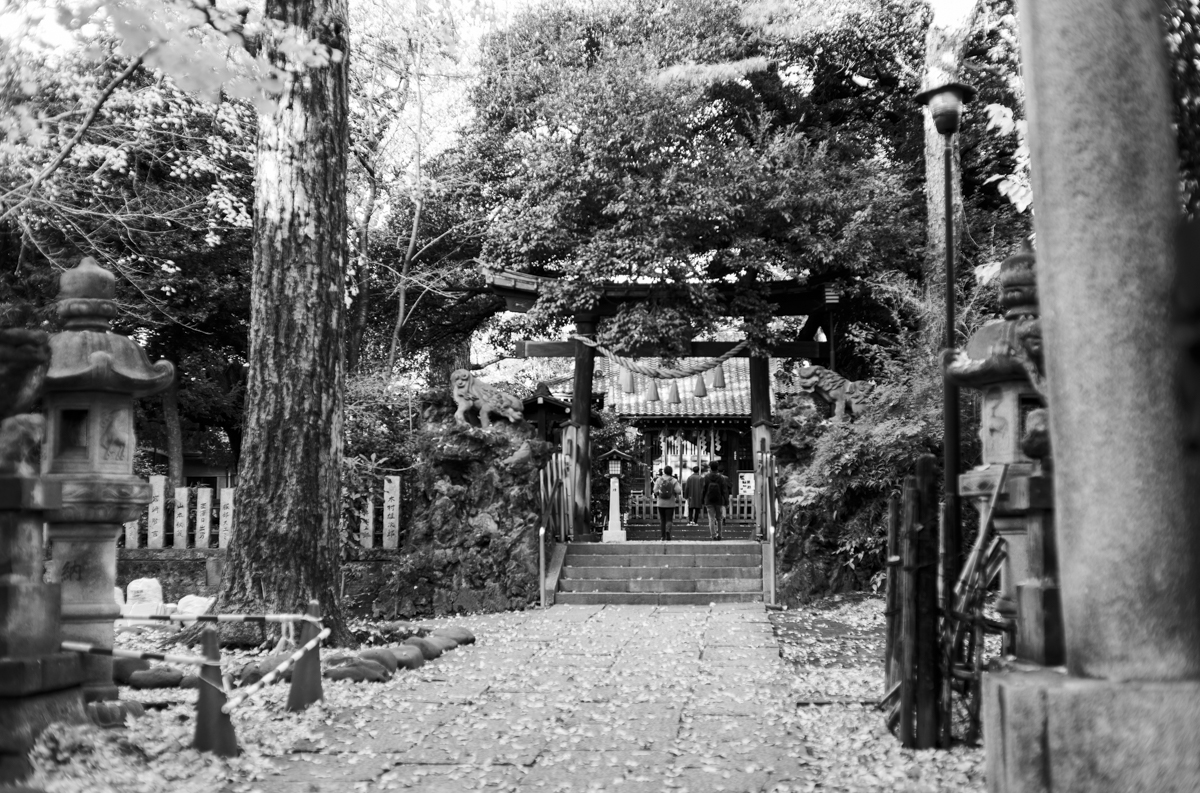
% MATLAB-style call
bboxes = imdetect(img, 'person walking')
[684,465,705,525]
[702,460,730,541]
[652,465,683,541]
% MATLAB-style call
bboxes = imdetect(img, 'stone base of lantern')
[984,665,1200,792]
[0,654,85,784]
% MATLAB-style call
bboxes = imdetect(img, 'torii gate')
[486,270,840,540]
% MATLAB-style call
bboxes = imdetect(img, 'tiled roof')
[549,357,802,420]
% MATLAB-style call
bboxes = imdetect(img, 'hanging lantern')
[619,367,635,394]
[711,364,727,389]
[643,379,660,402]
[666,380,681,404]
[693,373,708,398]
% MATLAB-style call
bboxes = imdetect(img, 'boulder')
[112,657,150,685]
[180,675,201,689]
[403,636,443,660]
[323,657,390,683]
[128,666,184,689]
[432,626,476,646]
[358,648,399,674]
[388,645,426,670]
[426,635,458,653]
[177,595,215,616]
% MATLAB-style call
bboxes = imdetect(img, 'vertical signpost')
[382,476,400,549]
[196,488,213,549]
[218,488,234,548]
[173,487,189,549]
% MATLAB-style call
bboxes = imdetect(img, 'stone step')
[561,565,761,580]
[565,554,762,568]
[555,591,762,605]
[560,578,763,593]
[567,542,758,555]
[625,530,757,541]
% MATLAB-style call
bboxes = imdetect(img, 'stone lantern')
[946,244,1062,663]
[596,448,633,542]
[41,258,173,704]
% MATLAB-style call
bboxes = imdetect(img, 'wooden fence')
[627,492,755,522]
[122,475,408,550]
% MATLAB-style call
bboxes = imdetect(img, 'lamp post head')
[915,82,977,135]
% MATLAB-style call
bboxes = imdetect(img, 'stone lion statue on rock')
[450,369,524,429]
[795,365,874,421]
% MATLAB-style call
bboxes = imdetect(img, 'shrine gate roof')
[547,358,802,422]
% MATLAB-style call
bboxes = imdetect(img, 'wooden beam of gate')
[514,340,830,359]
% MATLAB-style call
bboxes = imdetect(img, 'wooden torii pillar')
[565,315,598,541]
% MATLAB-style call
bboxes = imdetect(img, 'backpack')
[655,476,676,500]
[703,474,724,505]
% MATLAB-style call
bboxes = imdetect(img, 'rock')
[251,654,293,684]
[177,594,215,616]
[128,666,184,689]
[323,657,390,683]
[180,675,200,689]
[403,636,443,660]
[124,578,163,617]
[432,626,475,646]
[376,621,428,640]
[237,661,264,688]
[112,657,150,685]
[426,635,458,653]
[358,648,399,674]
[388,645,426,670]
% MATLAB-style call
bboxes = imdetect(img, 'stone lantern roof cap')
[44,258,174,397]
[999,240,1038,318]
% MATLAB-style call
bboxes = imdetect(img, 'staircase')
[555,542,763,605]
[624,521,756,541]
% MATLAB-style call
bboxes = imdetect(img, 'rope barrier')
[61,641,213,667]
[570,334,749,380]
[127,613,322,625]
[222,626,330,713]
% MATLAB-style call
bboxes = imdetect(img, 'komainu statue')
[451,369,524,429]
[795,365,874,421]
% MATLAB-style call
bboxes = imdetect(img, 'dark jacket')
[702,471,730,506]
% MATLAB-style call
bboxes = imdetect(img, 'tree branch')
[0,52,148,224]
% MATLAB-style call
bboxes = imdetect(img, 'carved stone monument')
[794,365,873,421]
[450,369,523,429]
[0,328,84,783]
[41,259,174,708]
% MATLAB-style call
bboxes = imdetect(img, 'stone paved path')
[259,603,809,792]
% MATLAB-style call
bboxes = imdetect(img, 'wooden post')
[147,475,166,549]
[570,315,598,540]
[884,491,901,693]
[914,454,940,748]
[173,487,189,549]
[899,475,918,748]
[382,476,400,549]
[196,488,213,549]
[749,356,771,541]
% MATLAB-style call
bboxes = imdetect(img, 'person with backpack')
[702,460,731,541]
[652,465,683,541]
[684,465,705,524]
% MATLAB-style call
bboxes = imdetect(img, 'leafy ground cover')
[770,594,986,792]
[25,598,986,792]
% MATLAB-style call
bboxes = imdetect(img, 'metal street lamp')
[916,81,976,596]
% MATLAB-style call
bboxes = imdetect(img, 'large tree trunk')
[428,335,471,390]
[219,0,351,645]
[921,0,982,351]
[162,378,184,491]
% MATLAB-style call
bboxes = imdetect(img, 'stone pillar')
[0,329,85,783]
[1017,0,1200,682]
[984,3,1200,789]
[41,259,174,704]
[748,356,772,540]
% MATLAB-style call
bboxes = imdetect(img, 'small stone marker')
[218,488,234,548]
[173,487,189,548]
[148,476,166,548]
[196,488,213,548]
[383,476,400,549]
[124,520,139,548]
[125,578,163,617]
[177,595,215,620]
